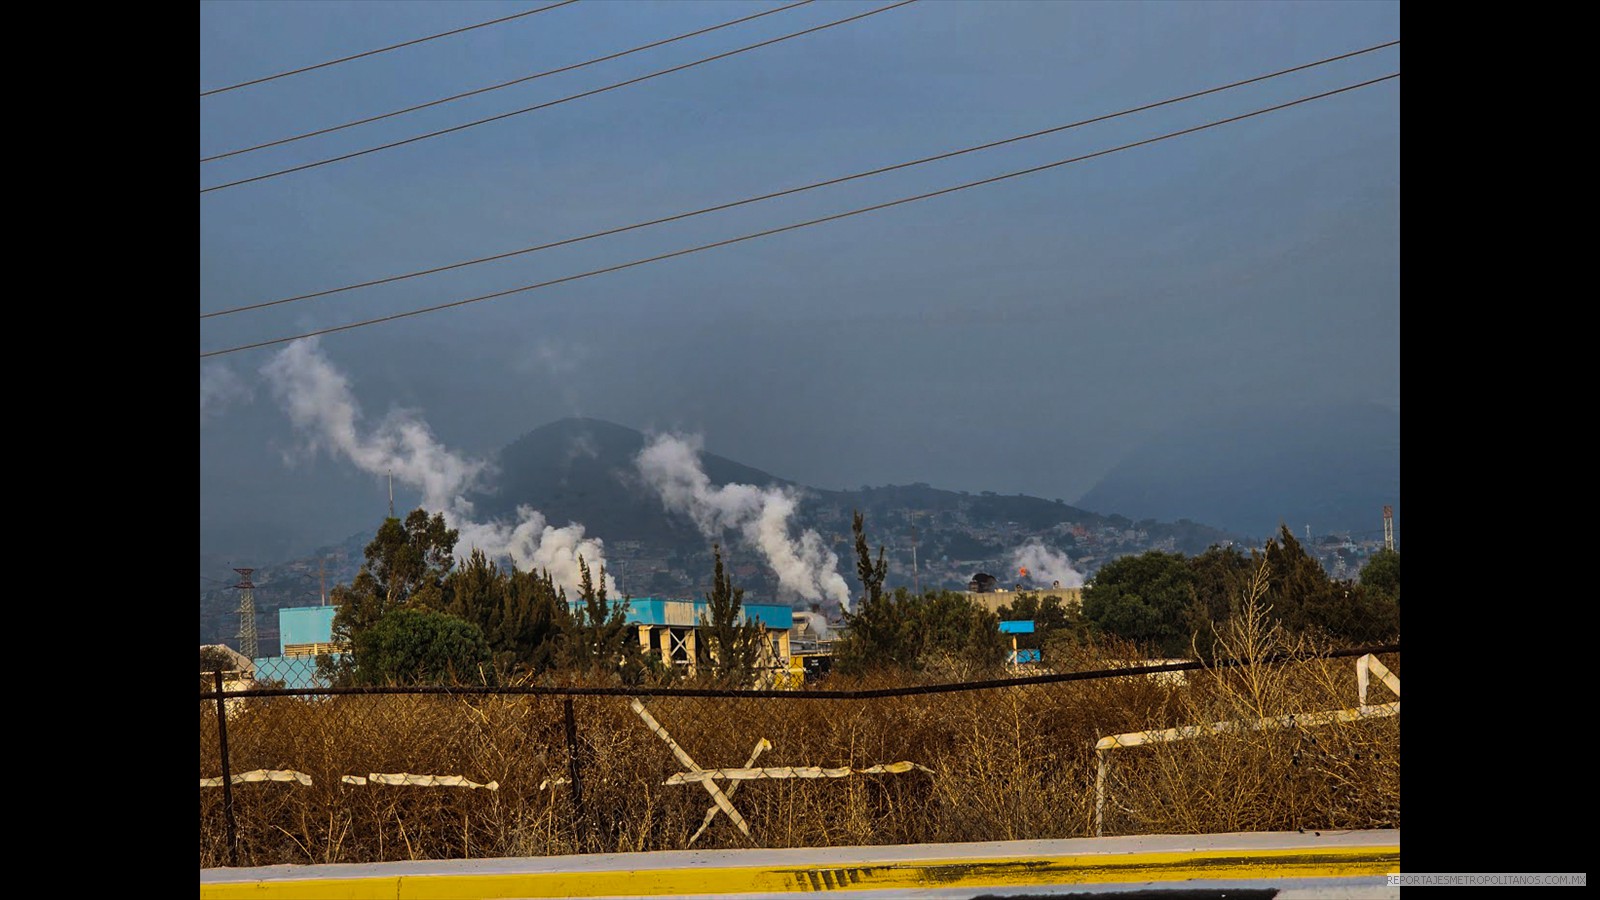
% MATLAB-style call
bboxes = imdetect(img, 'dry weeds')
[201,597,1398,866]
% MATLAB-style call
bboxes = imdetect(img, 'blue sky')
[200,0,1399,565]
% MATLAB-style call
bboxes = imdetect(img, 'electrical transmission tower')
[234,567,258,660]
[1382,505,1394,552]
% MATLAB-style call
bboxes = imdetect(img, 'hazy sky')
[199,0,1400,567]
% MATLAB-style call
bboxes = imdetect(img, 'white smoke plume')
[454,507,615,597]
[1008,540,1086,589]
[635,433,852,612]
[260,339,615,596]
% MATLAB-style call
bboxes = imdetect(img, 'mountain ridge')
[200,415,1394,649]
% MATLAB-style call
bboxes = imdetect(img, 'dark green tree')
[501,566,573,675]
[918,588,1006,673]
[836,513,1005,675]
[1359,548,1400,605]
[445,548,570,678]
[321,509,459,685]
[696,544,765,685]
[997,591,1074,631]
[835,587,920,675]
[1260,526,1397,644]
[1185,543,1255,657]
[997,591,1089,660]
[560,555,652,683]
[349,606,490,686]
[1081,550,1197,657]
[853,509,886,610]
[837,512,917,674]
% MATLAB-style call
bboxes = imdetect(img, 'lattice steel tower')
[234,567,258,660]
[1382,506,1394,552]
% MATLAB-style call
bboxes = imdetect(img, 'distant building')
[964,580,1084,616]
[788,610,837,681]
[247,597,799,685]
[251,605,342,689]
[569,596,793,676]
[201,643,258,717]
[200,643,255,687]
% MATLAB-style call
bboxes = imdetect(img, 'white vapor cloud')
[261,339,615,596]
[635,433,851,612]
[1008,540,1085,589]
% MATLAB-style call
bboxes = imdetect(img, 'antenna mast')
[910,525,919,597]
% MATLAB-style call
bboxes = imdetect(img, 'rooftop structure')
[569,596,793,674]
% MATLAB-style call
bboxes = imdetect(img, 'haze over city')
[200,0,1400,575]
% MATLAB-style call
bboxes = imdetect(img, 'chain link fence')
[201,643,1398,868]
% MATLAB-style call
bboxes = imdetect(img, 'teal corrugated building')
[568,596,793,672]
[248,597,795,684]
[253,605,340,689]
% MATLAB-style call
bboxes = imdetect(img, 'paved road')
[200,829,1399,899]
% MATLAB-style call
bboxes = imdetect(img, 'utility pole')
[388,470,395,519]
[233,568,258,660]
[319,558,327,606]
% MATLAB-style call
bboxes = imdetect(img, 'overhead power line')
[198,0,920,195]
[202,0,818,163]
[200,1,582,98]
[200,72,1398,360]
[202,39,1397,321]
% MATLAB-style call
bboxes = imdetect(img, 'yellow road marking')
[201,845,1400,899]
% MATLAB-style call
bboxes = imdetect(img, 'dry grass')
[201,609,1398,866]
[1098,569,1400,836]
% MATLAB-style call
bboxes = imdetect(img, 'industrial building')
[242,598,796,687]
[570,596,794,676]
[964,584,1084,616]
[251,605,340,688]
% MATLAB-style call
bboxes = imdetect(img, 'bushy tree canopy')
[1360,548,1400,605]
[1082,550,1197,657]
[321,509,460,685]
[350,607,490,686]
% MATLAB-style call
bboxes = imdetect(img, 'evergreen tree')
[1185,543,1255,658]
[1359,548,1400,605]
[445,548,570,678]
[836,513,1005,676]
[559,555,650,683]
[1259,527,1397,644]
[853,509,886,609]
[697,544,765,685]
[997,591,1089,660]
